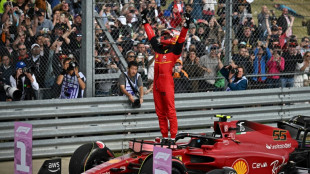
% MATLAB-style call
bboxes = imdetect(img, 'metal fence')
[0,1,310,99]
[1,87,310,161]
[92,0,310,97]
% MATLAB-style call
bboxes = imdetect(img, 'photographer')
[119,61,144,107]
[56,58,85,99]
[220,63,248,91]
[9,61,39,100]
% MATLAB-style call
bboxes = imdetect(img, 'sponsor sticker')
[232,158,249,174]
[270,157,286,174]
[266,143,291,150]
[252,162,268,169]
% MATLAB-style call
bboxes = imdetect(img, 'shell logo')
[232,158,249,174]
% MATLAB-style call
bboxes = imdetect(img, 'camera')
[0,78,22,100]
[67,61,77,71]
[130,9,135,13]
[228,66,239,74]
[22,67,34,74]
[15,9,23,15]
[64,87,73,97]
[132,99,141,108]
[4,85,22,100]
[230,68,239,74]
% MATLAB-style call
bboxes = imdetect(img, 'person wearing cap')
[9,61,39,100]
[185,23,201,51]
[24,43,48,91]
[72,13,82,34]
[199,45,223,91]
[125,50,136,63]
[35,8,53,35]
[280,41,303,88]
[172,59,189,93]
[299,37,310,56]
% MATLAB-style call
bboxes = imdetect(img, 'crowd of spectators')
[0,0,82,101]
[0,0,309,100]
[95,0,309,95]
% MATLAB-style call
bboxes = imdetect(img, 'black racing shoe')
[161,138,168,145]
[168,139,175,145]
[168,139,177,148]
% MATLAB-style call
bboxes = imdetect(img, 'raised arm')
[141,9,155,41]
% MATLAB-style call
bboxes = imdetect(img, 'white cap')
[246,0,254,3]
[31,43,40,50]
[117,16,127,25]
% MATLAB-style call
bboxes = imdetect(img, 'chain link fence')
[93,0,310,96]
[1,0,310,100]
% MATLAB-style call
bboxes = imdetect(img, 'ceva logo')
[16,126,31,134]
[155,152,170,161]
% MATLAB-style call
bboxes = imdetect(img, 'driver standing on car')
[141,8,191,145]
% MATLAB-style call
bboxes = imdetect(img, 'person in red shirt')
[141,9,191,144]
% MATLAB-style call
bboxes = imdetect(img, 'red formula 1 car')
[69,115,310,174]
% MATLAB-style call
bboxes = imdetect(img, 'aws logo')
[232,158,249,174]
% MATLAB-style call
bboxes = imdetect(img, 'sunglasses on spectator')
[128,56,136,58]
[19,48,26,50]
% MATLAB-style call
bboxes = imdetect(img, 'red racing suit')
[144,24,188,139]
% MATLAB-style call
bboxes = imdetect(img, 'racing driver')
[141,9,191,144]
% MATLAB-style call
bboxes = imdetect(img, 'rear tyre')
[69,141,115,174]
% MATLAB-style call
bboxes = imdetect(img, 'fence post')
[224,0,232,65]
[81,0,94,97]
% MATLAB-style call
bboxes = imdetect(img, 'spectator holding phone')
[34,8,53,35]
[266,47,285,88]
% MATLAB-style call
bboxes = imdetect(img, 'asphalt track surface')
[0,157,71,174]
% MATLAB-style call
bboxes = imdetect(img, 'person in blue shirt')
[251,46,272,89]
[220,63,248,91]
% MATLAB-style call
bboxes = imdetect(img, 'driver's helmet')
[160,28,180,46]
